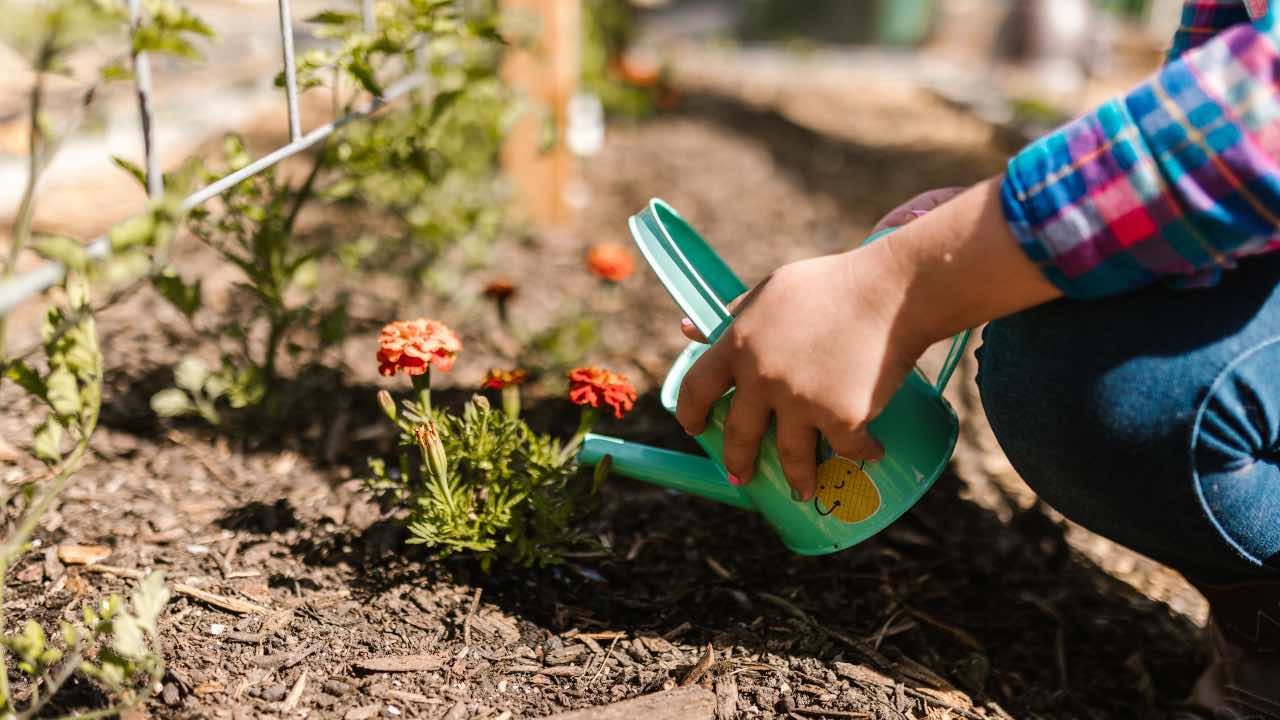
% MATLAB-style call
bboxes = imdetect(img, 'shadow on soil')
[195,385,1205,718]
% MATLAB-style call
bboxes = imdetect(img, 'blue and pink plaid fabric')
[1001,0,1280,297]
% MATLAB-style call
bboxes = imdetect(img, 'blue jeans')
[976,253,1280,585]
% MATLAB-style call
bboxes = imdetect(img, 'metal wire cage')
[0,0,426,316]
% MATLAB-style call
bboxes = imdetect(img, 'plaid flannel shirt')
[1001,0,1280,297]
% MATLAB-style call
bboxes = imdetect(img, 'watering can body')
[579,199,968,555]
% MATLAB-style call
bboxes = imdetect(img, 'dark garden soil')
[0,67,1207,719]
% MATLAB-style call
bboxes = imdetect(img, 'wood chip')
[704,555,732,580]
[681,644,715,687]
[833,662,894,688]
[81,564,270,614]
[546,645,586,664]
[192,681,224,697]
[791,708,871,719]
[172,582,269,615]
[639,636,675,654]
[372,687,437,704]
[282,670,306,712]
[508,664,583,677]
[543,686,715,720]
[57,544,111,565]
[353,654,445,673]
[344,705,382,720]
[248,642,322,670]
[714,674,738,720]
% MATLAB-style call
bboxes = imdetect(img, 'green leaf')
[110,155,147,188]
[111,613,143,658]
[173,357,209,393]
[347,58,383,97]
[306,10,357,25]
[131,26,201,60]
[108,213,156,251]
[4,361,46,398]
[146,0,216,37]
[131,571,169,634]
[429,90,463,125]
[100,60,132,82]
[31,233,88,273]
[32,416,63,465]
[152,269,201,318]
[45,366,80,418]
[150,388,194,417]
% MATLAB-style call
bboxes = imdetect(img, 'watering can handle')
[934,328,971,394]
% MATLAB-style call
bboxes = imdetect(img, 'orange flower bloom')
[568,367,637,419]
[377,319,462,377]
[586,243,636,282]
[482,368,529,390]
[483,278,516,301]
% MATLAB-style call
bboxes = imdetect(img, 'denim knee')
[1192,338,1280,571]
[976,301,1280,583]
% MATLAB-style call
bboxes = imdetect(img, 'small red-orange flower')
[483,278,516,302]
[568,367,637,419]
[482,368,529,390]
[377,319,462,377]
[586,243,636,282]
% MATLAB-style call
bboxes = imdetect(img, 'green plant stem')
[0,70,48,362]
[16,647,82,720]
[262,314,284,384]
[557,407,598,465]
[500,385,520,419]
[412,371,432,415]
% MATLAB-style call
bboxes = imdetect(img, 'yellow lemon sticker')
[813,456,880,523]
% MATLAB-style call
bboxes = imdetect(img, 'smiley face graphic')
[812,456,880,523]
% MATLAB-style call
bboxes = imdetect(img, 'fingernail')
[680,317,694,331]
[728,473,743,486]
[910,209,929,217]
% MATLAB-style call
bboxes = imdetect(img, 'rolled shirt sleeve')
[1002,2,1280,298]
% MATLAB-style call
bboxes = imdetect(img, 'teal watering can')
[579,199,970,555]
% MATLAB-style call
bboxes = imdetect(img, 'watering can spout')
[579,434,754,511]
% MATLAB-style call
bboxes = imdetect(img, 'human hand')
[674,178,1061,501]
[674,242,933,501]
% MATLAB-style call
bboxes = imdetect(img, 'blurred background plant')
[0,0,207,712]
[150,0,519,427]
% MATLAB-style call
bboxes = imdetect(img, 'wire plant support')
[0,0,423,317]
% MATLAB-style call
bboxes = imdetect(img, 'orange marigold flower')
[377,319,462,377]
[586,242,636,282]
[568,367,637,419]
[483,278,516,301]
[482,368,529,390]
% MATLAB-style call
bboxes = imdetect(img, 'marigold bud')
[472,394,490,412]
[414,422,449,484]
[377,390,397,423]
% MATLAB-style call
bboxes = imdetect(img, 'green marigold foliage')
[366,394,602,569]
